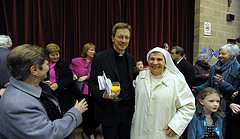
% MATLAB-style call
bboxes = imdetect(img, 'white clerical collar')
[176,57,183,64]
[119,53,124,56]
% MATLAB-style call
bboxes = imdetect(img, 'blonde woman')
[45,43,74,114]
[70,43,98,139]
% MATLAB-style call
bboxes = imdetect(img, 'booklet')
[97,71,112,97]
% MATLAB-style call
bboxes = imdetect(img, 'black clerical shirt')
[113,49,131,101]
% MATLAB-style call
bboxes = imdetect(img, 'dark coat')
[0,47,11,88]
[193,61,211,86]
[175,58,195,89]
[226,88,240,139]
[88,48,135,126]
[46,60,73,113]
[237,55,240,64]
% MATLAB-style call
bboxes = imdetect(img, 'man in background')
[170,46,195,89]
[170,46,195,139]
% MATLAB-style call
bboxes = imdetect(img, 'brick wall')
[194,0,240,64]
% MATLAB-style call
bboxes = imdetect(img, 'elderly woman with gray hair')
[193,53,211,86]
[193,44,240,137]
[194,44,240,97]
[0,44,88,138]
[0,35,12,97]
[131,47,195,139]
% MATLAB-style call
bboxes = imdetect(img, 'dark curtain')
[0,0,195,64]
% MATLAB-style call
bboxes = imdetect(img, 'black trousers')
[226,113,240,139]
[101,102,133,139]
[77,94,99,135]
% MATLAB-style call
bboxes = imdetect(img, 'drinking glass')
[110,81,121,101]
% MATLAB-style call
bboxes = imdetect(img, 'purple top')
[70,57,91,95]
[48,62,57,83]
[193,61,211,86]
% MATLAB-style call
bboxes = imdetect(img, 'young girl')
[188,87,224,139]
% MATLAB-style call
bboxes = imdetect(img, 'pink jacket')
[70,57,91,95]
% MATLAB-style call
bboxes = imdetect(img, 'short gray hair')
[196,54,207,61]
[7,44,46,81]
[0,35,12,48]
[219,44,239,58]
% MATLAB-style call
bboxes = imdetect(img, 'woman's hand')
[45,80,53,86]
[0,82,10,96]
[4,82,10,88]
[0,88,6,96]
[73,75,78,80]
[50,83,58,91]
[214,74,224,84]
[45,81,58,91]
[74,98,88,114]
[163,126,177,137]
[78,76,88,82]
[231,91,238,99]
[230,103,240,114]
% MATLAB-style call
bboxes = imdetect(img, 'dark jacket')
[46,60,73,113]
[225,87,240,139]
[0,47,11,88]
[193,61,211,86]
[175,58,195,89]
[237,55,240,64]
[88,48,135,126]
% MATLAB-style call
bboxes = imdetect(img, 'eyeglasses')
[116,36,130,40]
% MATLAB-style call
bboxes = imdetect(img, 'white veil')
[146,47,184,78]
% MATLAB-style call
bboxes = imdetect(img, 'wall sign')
[204,22,211,36]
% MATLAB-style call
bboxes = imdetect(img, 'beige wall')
[194,0,240,64]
